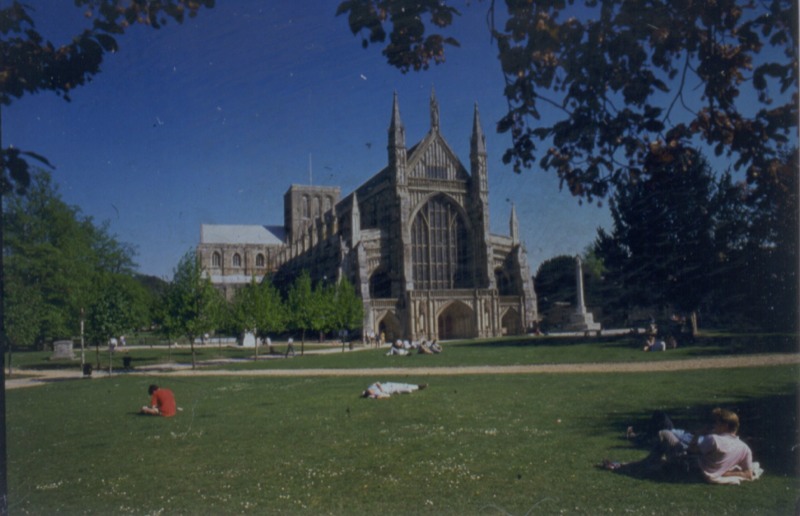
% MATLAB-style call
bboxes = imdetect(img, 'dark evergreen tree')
[594,151,739,332]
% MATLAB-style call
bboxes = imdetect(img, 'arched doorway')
[501,308,523,336]
[377,311,402,343]
[437,301,475,340]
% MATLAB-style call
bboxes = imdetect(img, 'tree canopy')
[3,169,145,348]
[338,0,798,201]
[228,275,287,342]
[590,148,798,331]
[158,251,224,368]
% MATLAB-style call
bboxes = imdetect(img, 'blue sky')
[6,1,612,280]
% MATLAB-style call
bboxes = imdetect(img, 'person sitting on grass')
[140,384,177,417]
[361,382,427,399]
[386,340,410,356]
[603,408,761,484]
[418,340,434,354]
[643,335,666,352]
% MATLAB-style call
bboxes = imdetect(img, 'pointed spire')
[430,87,440,132]
[510,202,519,245]
[389,91,405,148]
[471,103,486,156]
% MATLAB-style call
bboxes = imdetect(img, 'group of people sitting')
[603,408,761,484]
[642,334,678,352]
[385,339,442,356]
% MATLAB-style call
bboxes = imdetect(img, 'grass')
[6,335,799,514]
[9,332,798,373]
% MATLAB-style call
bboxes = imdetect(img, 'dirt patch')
[162,353,800,377]
[8,352,797,389]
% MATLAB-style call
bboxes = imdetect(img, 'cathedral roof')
[201,224,285,245]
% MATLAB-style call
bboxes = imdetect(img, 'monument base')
[51,340,75,360]
[565,311,601,332]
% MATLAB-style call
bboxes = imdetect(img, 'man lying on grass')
[603,407,761,484]
[361,382,427,399]
[140,384,177,417]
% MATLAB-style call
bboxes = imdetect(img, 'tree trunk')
[690,311,699,337]
[0,164,8,512]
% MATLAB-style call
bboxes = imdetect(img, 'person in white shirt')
[690,408,753,482]
[361,382,427,399]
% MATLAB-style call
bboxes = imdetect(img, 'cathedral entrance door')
[501,308,523,336]
[437,301,475,340]
[377,312,402,343]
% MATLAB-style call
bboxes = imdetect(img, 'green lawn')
[6,336,799,514]
[9,332,798,373]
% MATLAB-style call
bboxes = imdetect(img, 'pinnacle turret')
[430,87,440,132]
[471,103,486,156]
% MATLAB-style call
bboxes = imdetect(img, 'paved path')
[5,353,799,390]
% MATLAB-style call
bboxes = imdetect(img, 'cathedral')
[197,91,538,342]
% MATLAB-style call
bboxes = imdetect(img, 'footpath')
[5,349,800,390]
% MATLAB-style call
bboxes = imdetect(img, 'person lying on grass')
[603,407,760,484]
[361,382,427,399]
[140,384,177,417]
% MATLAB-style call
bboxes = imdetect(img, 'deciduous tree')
[334,277,364,335]
[3,170,139,346]
[287,271,314,355]
[159,251,223,369]
[228,276,287,358]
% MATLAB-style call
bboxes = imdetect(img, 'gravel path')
[6,352,799,389]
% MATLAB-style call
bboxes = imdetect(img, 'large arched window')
[212,251,221,267]
[232,253,242,268]
[411,196,472,290]
[256,253,265,267]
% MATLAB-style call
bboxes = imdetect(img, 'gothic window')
[232,253,242,268]
[495,269,517,295]
[302,195,309,219]
[256,253,265,267]
[411,196,472,290]
[212,252,221,268]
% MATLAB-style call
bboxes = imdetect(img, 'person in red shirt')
[140,384,176,417]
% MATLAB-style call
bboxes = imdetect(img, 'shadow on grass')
[679,335,799,357]
[600,390,799,482]
[461,333,798,357]
[456,334,640,348]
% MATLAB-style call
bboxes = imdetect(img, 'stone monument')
[51,340,75,360]
[565,256,601,332]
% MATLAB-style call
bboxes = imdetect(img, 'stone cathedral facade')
[197,92,538,342]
